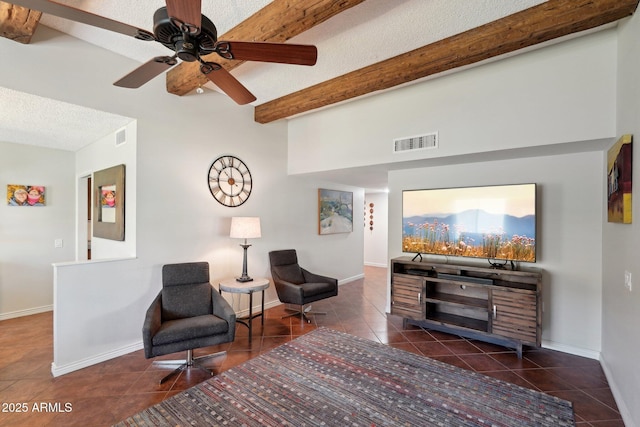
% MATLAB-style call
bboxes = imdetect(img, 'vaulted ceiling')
[0,0,638,149]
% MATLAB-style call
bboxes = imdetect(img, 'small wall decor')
[363,201,367,227]
[93,164,125,241]
[364,202,374,231]
[318,189,353,235]
[607,134,633,223]
[369,202,374,231]
[7,184,45,206]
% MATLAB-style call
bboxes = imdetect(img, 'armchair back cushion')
[161,262,213,321]
[269,249,305,284]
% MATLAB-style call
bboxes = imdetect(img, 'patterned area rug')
[115,328,575,426]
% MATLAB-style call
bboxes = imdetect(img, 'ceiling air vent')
[115,129,126,146]
[393,132,438,153]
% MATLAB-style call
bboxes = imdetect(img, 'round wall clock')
[208,155,252,207]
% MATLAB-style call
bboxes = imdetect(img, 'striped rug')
[115,328,575,426]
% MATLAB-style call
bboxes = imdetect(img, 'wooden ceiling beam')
[0,1,41,44]
[254,0,639,124]
[165,0,366,97]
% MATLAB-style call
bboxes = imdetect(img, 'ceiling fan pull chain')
[214,42,234,60]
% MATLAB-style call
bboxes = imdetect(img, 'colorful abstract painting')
[607,134,633,223]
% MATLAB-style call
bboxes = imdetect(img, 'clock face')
[208,155,252,207]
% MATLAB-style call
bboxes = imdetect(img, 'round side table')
[218,277,269,342]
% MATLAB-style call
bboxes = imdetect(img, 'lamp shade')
[230,217,261,239]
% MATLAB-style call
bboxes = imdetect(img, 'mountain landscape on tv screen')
[403,209,535,240]
[402,209,536,261]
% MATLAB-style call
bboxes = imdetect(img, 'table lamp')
[230,217,261,282]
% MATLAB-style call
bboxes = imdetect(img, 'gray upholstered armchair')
[268,249,338,322]
[143,262,236,384]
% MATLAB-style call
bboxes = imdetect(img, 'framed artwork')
[93,164,125,241]
[607,134,633,224]
[7,184,45,206]
[318,189,353,235]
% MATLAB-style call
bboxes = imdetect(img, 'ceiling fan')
[11,0,318,104]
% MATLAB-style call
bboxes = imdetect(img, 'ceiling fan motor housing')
[153,7,218,62]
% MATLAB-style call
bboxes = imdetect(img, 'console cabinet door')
[491,288,539,346]
[391,274,425,320]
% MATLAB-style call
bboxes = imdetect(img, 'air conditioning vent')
[115,129,126,146]
[393,132,438,153]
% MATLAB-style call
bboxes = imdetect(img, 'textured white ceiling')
[0,87,133,151]
[3,0,546,152]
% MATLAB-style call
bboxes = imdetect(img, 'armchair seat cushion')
[152,314,229,346]
[302,282,335,298]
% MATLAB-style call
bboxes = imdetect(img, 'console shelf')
[425,292,487,309]
[390,257,542,358]
[423,312,489,332]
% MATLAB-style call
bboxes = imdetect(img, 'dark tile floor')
[0,266,623,426]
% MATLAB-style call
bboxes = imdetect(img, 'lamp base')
[236,242,253,283]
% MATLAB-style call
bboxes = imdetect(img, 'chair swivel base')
[154,349,226,384]
[282,304,327,323]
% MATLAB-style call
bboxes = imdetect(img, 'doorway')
[77,174,92,261]
[363,192,388,267]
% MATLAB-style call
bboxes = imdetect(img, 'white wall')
[288,30,617,175]
[288,29,617,356]
[76,121,137,260]
[364,192,388,267]
[0,142,75,319]
[388,152,604,355]
[1,26,364,374]
[601,12,640,427]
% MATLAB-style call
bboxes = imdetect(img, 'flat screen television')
[402,183,536,264]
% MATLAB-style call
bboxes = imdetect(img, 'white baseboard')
[51,341,143,377]
[364,262,388,268]
[339,273,365,285]
[600,354,636,427]
[0,305,52,321]
[541,339,600,360]
[234,299,282,318]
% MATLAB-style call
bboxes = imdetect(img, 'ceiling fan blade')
[10,0,154,40]
[114,56,178,88]
[214,41,318,66]
[165,0,202,34]
[200,63,256,105]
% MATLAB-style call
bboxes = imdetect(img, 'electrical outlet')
[625,271,632,292]
[54,239,63,249]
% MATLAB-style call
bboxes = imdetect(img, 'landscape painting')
[318,189,353,235]
[402,184,536,262]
